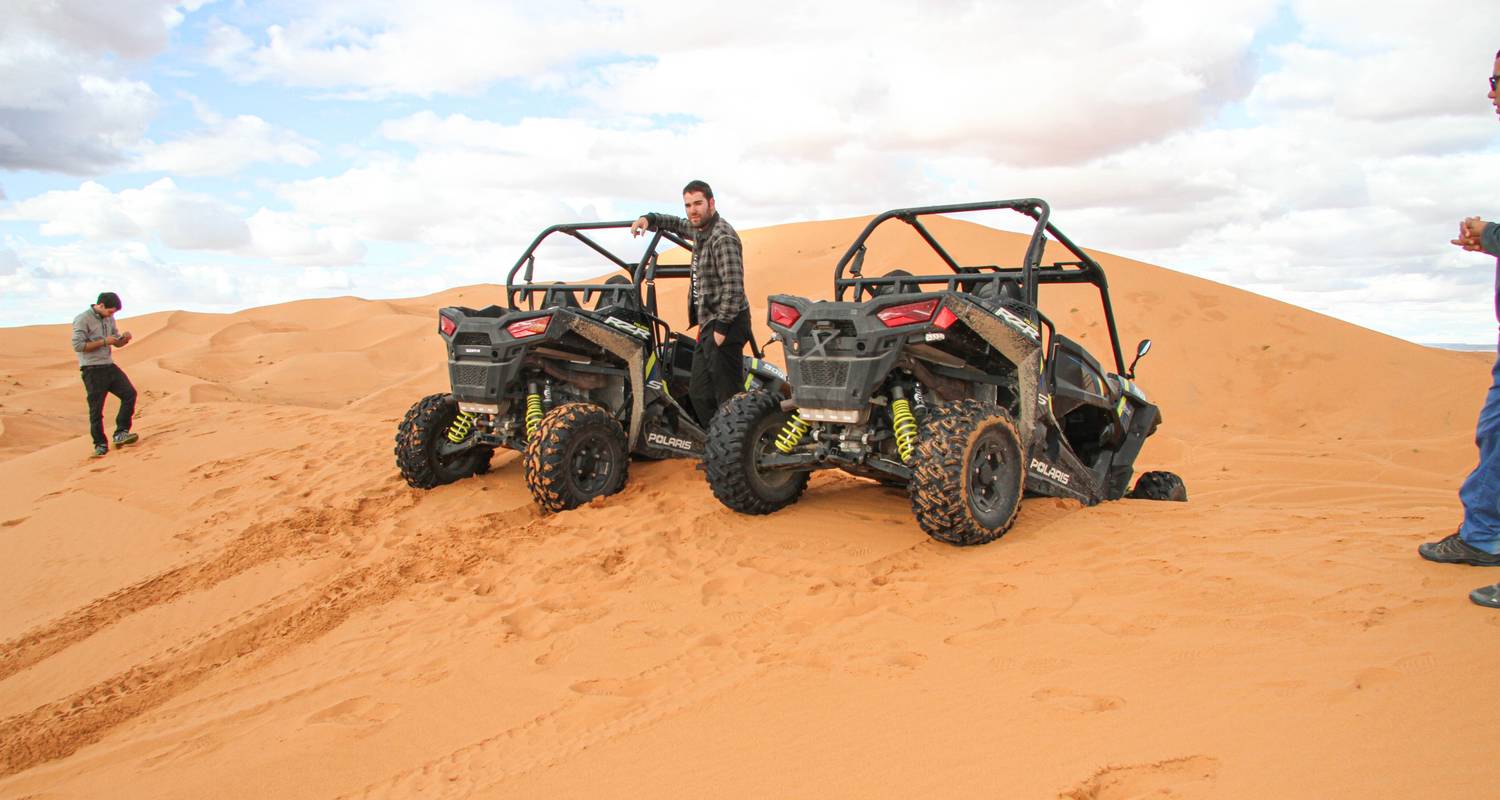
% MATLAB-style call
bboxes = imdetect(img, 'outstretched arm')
[631,213,692,238]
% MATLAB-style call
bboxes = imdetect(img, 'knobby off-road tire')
[703,390,809,514]
[394,393,493,489]
[524,403,629,513]
[1127,470,1188,502]
[909,399,1025,546]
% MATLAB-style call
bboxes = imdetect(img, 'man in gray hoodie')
[1421,49,1500,609]
[71,291,138,458]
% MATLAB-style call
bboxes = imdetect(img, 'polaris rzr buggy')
[394,220,787,511]
[703,199,1185,546]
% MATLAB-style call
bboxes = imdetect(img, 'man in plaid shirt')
[632,180,751,426]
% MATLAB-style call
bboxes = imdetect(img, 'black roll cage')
[832,199,1127,374]
[502,220,698,356]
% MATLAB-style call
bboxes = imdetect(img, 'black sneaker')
[112,430,138,448]
[1472,583,1500,609]
[92,444,108,458]
[1418,532,1500,566]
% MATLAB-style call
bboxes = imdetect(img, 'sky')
[1,0,1498,344]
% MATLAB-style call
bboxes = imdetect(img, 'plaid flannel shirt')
[644,211,749,333]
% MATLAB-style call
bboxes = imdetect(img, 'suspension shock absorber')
[447,410,477,443]
[774,411,810,453]
[524,381,544,440]
[890,385,918,463]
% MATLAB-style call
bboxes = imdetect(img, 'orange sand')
[0,216,1496,799]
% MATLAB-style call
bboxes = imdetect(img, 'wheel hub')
[968,435,1015,522]
[570,433,613,493]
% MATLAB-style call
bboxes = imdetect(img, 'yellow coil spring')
[774,413,810,453]
[524,393,544,439]
[891,398,917,463]
[447,410,477,444]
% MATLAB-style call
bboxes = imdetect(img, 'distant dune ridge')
[0,215,1495,798]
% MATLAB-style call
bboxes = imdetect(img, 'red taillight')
[439,313,457,337]
[506,315,551,338]
[933,307,958,330]
[769,301,801,328]
[876,299,939,327]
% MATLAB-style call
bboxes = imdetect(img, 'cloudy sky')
[2,0,1497,343]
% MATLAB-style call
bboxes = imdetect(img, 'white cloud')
[9,180,146,240]
[0,69,157,174]
[9,178,249,250]
[0,244,19,276]
[1285,0,1494,120]
[133,114,320,176]
[246,209,363,265]
[12,0,205,59]
[295,266,352,291]
[0,0,205,173]
[215,0,600,98]
[3,179,363,266]
[0,238,368,329]
[206,1,1273,164]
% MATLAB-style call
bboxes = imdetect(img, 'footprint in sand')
[1350,667,1404,691]
[1059,755,1220,799]
[843,649,927,676]
[535,634,576,667]
[569,676,658,698]
[1022,656,1072,675]
[1,516,27,528]
[307,696,402,727]
[1031,687,1124,714]
[141,732,226,769]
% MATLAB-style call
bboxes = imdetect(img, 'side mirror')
[1126,338,1152,379]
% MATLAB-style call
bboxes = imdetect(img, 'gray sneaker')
[92,444,108,458]
[112,430,139,448]
[1472,583,1500,609]
[1418,532,1500,566]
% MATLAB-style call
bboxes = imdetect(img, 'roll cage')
[832,199,1129,375]
[501,219,696,356]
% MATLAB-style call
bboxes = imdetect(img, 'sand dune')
[0,216,1496,799]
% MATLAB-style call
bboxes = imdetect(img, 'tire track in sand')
[0,493,414,684]
[0,502,523,777]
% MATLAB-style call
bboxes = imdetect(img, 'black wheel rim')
[569,430,616,495]
[967,430,1018,527]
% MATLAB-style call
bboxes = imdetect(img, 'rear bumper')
[771,294,917,412]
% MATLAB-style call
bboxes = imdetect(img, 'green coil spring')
[524,393,544,439]
[774,413,809,453]
[447,410,477,444]
[891,398,917,462]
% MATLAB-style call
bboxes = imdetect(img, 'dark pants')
[690,307,752,426]
[82,364,136,447]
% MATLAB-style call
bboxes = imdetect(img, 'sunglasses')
[1492,75,1500,91]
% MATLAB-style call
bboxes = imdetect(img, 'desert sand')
[0,215,1497,799]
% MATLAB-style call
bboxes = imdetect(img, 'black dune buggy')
[394,220,787,511]
[703,199,1185,546]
